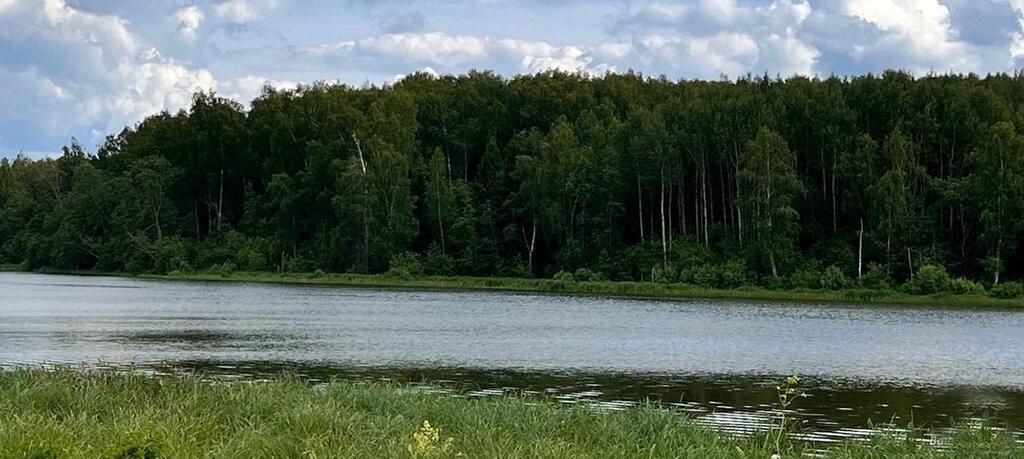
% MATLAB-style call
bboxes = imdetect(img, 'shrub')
[820,265,849,290]
[789,269,821,290]
[236,245,267,272]
[719,260,748,289]
[651,265,677,283]
[155,237,190,274]
[207,262,236,277]
[423,247,455,276]
[949,277,984,295]
[990,282,1024,300]
[573,268,605,282]
[860,263,889,289]
[761,275,787,290]
[283,256,308,273]
[386,252,423,279]
[552,270,575,282]
[905,264,951,295]
[693,264,722,288]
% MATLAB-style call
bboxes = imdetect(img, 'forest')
[3,70,1024,296]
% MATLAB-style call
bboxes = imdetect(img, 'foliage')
[949,277,984,295]
[2,71,1024,290]
[860,263,890,289]
[990,282,1024,299]
[789,269,821,290]
[820,265,850,290]
[573,268,605,282]
[552,270,575,282]
[387,252,424,279]
[904,264,952,295]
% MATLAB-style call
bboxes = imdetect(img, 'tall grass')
[0,370,1019,458]
[151,271,1024,308]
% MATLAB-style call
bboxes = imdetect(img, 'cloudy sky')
[3,0,1024,158]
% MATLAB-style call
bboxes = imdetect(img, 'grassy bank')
[0,370,1018,458]
[144,270,1024,308]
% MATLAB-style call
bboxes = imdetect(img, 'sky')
[3,0,1024,158]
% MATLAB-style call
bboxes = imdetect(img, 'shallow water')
[2,272,1023,440]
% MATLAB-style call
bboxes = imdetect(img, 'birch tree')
[738,127,802,278]
[970,122,1024,284]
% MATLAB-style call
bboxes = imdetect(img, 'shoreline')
[0,369,1018,458]
[5,268,1020,308]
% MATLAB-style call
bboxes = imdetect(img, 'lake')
[2,272,1023,442]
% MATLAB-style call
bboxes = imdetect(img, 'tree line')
[3,70,1024,294]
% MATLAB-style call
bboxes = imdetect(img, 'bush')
[423,246,455,276]
[386,252,423,279]
[693,264,721,288]
[860,263,889,289]
[155,237,190,274]
[573,268,605,282]
[283,256,308,273]
[789,269,821,290]
[552,270,575,282]
[651,265,677,283]
[761,275,787,290]
[905,264,951,295]
[236,246,267,272]
[949,277,984,295]
[820,265,849,290]
[990,282,1024,300]
[207,262,236,277]
[719,260,748,289]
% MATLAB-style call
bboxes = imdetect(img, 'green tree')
[738,127,802,277]
[970,122,1024,284]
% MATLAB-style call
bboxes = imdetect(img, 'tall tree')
[738,127,802,278]
[970,122,1024,284]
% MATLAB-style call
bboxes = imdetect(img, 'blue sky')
[3,0,1024,158]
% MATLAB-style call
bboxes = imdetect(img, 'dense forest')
[3,70,1024,295]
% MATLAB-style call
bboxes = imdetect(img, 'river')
[2,272,1022,442]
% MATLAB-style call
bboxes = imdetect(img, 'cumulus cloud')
[307,32,613,75]
[220,75,298,104]
[0,0,216,143]
[213,0,282,23]
[839,0,976,72]
[174,5,203,42]
[611,0,819,77]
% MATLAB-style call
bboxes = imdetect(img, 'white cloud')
[316,32,611,75]
[0,0,217,139]
[839,0,976,72]
[686,32,759,76]
[220,75,298,105]
[358,32,487,65]
[174,6,203,42]
[700,0,741,24]
[213,0,282,23]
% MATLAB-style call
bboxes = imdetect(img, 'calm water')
[2,272,1023,441]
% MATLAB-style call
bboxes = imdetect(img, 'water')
[2,272,1023,441]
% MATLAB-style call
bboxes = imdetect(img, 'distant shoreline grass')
[3,267,1022,308]
[146,270,1023,308]
[0,369,1018,458]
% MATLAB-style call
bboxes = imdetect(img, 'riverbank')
[141,270,1024,308]
[0,369,1018,458]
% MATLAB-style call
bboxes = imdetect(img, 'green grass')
[144,270,1024,308]
[0,369,1019,458]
